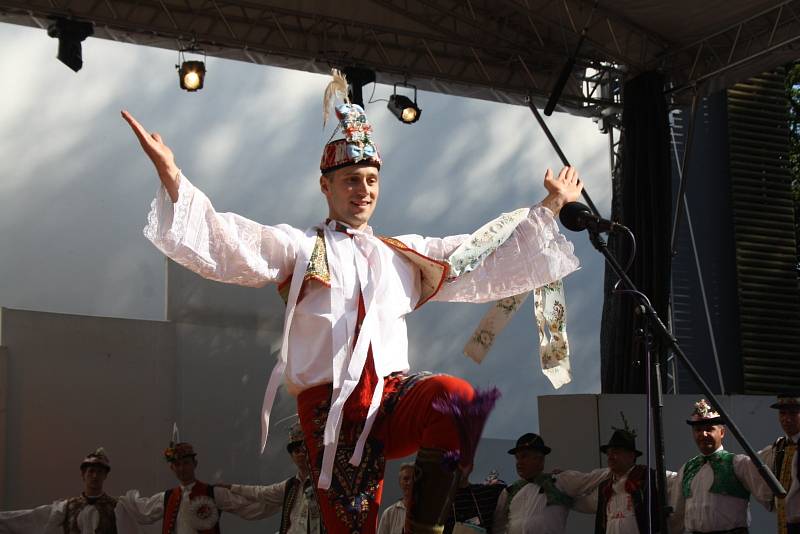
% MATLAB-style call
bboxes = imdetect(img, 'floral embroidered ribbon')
[451,209,572,389]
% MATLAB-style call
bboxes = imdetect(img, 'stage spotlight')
[387,84,421,124]
[178,60,206,91]
[47,18,94,72]
[176,45,206,92]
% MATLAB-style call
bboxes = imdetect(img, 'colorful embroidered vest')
[162,481,221,534]
[594,465,660,534]
[63,494,118,534]
[682,450,750,500]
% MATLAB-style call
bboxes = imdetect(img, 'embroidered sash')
[457,209,571,388]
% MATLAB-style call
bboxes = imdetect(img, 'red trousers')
[297,370,474,534]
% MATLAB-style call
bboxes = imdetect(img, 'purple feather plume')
[432,387,501,468]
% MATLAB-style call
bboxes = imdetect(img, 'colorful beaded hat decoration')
[319,69,381,173]
[686,398,723,426]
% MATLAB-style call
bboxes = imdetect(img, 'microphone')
[559,202,623,233]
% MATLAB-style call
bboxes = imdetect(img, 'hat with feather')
[319,69,382,174]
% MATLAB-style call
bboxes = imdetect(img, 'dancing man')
[122,69,582,534]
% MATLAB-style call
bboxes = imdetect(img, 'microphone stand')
[585,225,786,532]
[524,95,786,527]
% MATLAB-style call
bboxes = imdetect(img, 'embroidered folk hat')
[164,442,197,463]
[319,69,381,174]
[80,447,111,471]
[686,398,723,426]
[286,422,305,453]
[507,433,551,455]
[770,393,800,411]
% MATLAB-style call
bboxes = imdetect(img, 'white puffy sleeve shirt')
[0,497,145,534]
[144,176,579,395]
[117,485,269,533]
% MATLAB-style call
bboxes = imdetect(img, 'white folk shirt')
[144,175,579,487]
[668,447,773,534]
[0,495,145,534]
[493,483,569,534]
[377,500,406,534]
[117,483,267,533]
[561,467,642,534]
[759,431,800,523]
[230,477,321,534]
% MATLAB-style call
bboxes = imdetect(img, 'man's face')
[169,457,198,485]
[779,409,800,437]
[288,442,309,477]
[398,466,414,499]
[692,424,725,455]
[320,165,379,230]
[515,449,546,480]
[605,447,637,476]
[81,466,108,495]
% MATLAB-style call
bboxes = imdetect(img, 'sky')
[0,21,612,440]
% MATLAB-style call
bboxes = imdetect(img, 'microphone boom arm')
[526,95,603,217]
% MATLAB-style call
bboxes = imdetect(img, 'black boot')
[404,448,462,534]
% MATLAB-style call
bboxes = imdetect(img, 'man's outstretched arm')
[121,110,300,288]
[121,110,181,202]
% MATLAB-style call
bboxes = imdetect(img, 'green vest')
[682,450,750,500]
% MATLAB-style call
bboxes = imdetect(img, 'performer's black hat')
[507,433,551,455]
[600,430,642,457]
[601,412,642,456]
[770,393,800,411]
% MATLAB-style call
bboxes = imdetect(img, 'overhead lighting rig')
[388,83,422,124]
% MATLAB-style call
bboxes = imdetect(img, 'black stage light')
[176,46,206,92]
[387,84,421,124]
[178,60,206,91]
[47,18,94,72]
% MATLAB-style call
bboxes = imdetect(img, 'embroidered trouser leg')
[297,372,475,534]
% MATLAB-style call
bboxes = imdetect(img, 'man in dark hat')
[0,447,142,534]
[759,394,800,534]
[492,433,578,534]
[669,399,773,534]
[118,441,269,533]
[219,423,323,534]
[122,66,583,534]
[556,416,662,534]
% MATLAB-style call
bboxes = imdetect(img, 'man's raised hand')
[121,110,180,202]
[541,166,583,215]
